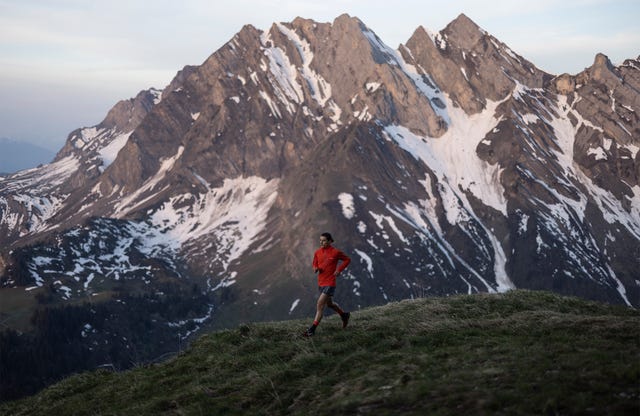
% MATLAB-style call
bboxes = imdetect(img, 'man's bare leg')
[314,293,330,324]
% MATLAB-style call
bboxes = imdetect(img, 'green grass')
[2,290,638,415]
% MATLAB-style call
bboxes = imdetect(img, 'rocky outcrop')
[552,73,576,95]
[55,89,160,162]
[550,55,640,202]
[402,14,550,115]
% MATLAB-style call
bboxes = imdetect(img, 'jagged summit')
[593,52,614,68]
[408,24,430,41]
[586,52,620,84]
[551,53,622,94]
[443,13,485,49]
[451,12,480,28]
[332,12,362,24]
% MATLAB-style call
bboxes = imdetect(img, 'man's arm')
[312,251,320,273]
[335,251,351,275]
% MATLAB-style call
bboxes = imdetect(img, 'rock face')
[1,13,639,332]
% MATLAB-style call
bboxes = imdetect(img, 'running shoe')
[341,312,350,328]
[302,325,316,337]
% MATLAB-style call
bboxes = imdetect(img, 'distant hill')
[0,138,54,174]
[1,290,638,415]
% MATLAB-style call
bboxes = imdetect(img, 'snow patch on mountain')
[385,97,507,216]
[150,87,162,104]
[98,132,132,171]
[168,304,214,340]
[289,298,300,314]
[12,194,67,235]
[1,155,79,194]
[0,154,79,236]
[339,192,355,219]
[369,209,409,244]
[521,113,539,125]
[276,23,332,106]
[73,127,99,149]
[587,146,607,160]
[115,146,185,216]
[550,95,640,239]
[259,91,283,118]
[366,82,381,93]
[17,218,178,297]
[361,26,398,65]
[261,30,303,113]
[15,172,278,298]
[384,94,516,292]
[361,26,450,123]
[354,248,374,277]
[147,175,280,271]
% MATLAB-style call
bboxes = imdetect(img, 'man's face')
[319,236,330,248]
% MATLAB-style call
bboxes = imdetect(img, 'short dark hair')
[321,232,334,242]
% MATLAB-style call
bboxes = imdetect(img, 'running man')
[303,232,351,337]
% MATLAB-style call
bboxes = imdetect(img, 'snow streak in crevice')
[114,146,184,216]
[276,23,332,106]
[384,94,514,292]
[550,95,640,240]
[361,26,450,124]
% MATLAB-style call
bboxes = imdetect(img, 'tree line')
[0,282,211,402]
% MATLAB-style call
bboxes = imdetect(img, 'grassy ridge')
[2,290,638,415]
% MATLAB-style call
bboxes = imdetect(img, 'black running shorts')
[318,286,336,296]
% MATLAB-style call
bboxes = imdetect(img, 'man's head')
[320,232,333,248]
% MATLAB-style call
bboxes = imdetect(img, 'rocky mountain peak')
[101,89,161,132]
[408,25,430,42]
[552,53,623,96]
[584,52,620,85]
[442,13,484,49]
[332,13,364,28]
[593,52,614,69]
[54,88,161,162]
[403,14,549,116]
[163,64,198,97]
[402,22,487,115]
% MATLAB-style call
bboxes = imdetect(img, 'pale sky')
[1,0,638,151]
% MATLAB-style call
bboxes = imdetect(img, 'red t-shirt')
[312,246,351,287]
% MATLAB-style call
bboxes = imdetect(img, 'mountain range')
[0,13,638,400]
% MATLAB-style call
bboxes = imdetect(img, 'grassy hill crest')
[2,290,638,415]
